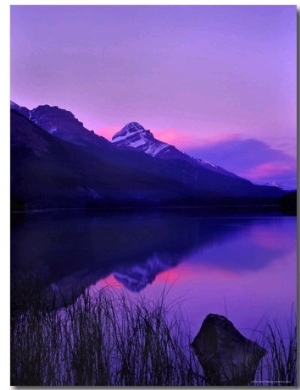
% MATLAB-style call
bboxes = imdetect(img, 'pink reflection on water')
[93,252,296,339]
[95,274,123,289]
[155,263,238,284]
[249,224,295,251]
[174,254,295,336]
[92,218,296,340]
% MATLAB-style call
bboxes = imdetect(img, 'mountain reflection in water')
[11,211,295,297]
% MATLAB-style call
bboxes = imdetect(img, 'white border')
[1,2,298,389]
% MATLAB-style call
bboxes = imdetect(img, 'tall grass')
[254,313,297,386]
[11,278,297,386]
[11,281,203,386]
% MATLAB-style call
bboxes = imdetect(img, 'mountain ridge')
[11,101,111,153]
[10,101,285,210]
[112,121,240,179]
[10,102,246,181]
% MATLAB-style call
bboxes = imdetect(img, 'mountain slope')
[112,122,284,201]
[11,101,111,153]
[112,122,239,178]
[11,109,205,209]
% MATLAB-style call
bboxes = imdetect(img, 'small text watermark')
[251,380,292,385]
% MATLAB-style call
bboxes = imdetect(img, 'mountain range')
[10,101,284,210]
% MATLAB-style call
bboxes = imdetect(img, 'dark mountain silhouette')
[11,109,200,209]
[10,101,30,118]
[11,101,110,152]
[11,102,284,210]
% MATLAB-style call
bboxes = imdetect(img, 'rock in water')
[192,314,266,386]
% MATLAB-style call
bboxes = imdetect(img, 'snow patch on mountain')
[199,159,217,168]
[112,122,170,157]
[49,126,57,134]
[147,143,169,156]
[113,122,145,139]
[130,138,147,148]
[266,181,281,188]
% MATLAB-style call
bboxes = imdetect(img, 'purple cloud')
[185,138,296,189]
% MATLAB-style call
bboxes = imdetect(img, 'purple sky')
[10,5,296,189]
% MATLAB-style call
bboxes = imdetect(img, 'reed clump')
[11,279,203,386]
[11,278,297,386]
[254,314,297,386]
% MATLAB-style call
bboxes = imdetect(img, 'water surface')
[11,210,296,337]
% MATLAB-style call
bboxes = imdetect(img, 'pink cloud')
[94,121,242,150]
[243,162,293,180]
[154,127,241,149]
[95,126,121,140]
[154,129,181,145]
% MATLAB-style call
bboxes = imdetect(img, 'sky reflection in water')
[12,212,296,338]
[95,216,296,338]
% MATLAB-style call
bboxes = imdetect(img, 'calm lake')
[11,210,296,338]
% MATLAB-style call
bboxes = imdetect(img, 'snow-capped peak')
[113,122,145,138]
[112,121,244,179]
[112,122,154,142]
[112,122,169,157]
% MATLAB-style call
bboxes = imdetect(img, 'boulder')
[192,314,266,386]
